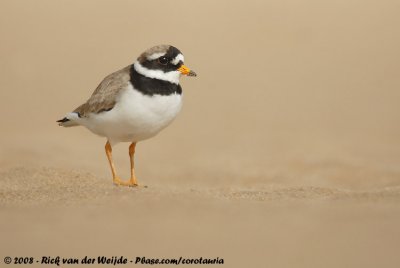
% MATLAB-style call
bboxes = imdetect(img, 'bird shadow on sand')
[1,166,400,206]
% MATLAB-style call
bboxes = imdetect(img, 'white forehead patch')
[171,54,185,65]
[147,52,166,61]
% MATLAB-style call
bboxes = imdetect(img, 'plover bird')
[57,45,196,186]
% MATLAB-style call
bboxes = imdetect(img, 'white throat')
[133,62,180,85]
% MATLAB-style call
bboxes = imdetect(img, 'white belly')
[82,85,183,144]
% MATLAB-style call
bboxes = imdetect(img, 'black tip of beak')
[188,70,197,77]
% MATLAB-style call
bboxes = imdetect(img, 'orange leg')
[129,142,139,186]
[105,141,137,187]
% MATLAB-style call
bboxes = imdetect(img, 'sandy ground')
[1,0,400,267]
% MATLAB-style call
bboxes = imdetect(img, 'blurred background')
[1,1,400,267]
[0,0,399,188]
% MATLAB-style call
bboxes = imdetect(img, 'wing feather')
[73,65,131,117]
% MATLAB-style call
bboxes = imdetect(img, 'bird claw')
[113,177,146,188]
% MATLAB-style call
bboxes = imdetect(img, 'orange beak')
[178,65,197,77]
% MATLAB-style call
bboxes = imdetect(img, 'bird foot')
[113,177,147,188]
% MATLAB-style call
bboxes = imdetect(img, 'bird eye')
[158,56,169,65]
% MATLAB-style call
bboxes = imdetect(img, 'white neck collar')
[133,62,180,85]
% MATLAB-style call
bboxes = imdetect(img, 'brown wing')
[73,65,131,117]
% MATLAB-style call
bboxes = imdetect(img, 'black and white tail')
[56,112,80,127]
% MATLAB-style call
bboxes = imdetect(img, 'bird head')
[134,45,196,84]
